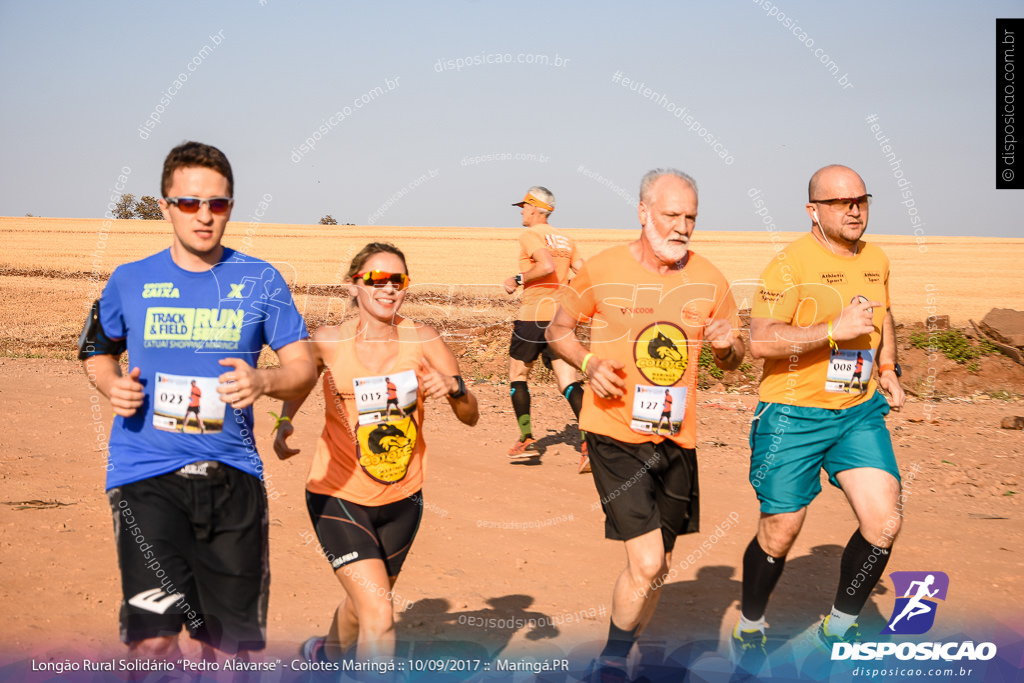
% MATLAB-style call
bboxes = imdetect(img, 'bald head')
[808,164,866,201]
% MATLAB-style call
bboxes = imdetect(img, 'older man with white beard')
[547,168,745,678]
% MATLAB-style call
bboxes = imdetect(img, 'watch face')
[894,363,902,378]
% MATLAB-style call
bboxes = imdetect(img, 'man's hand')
[415,357,455,400]
[705,318,734,351]
[217,357,267,409]
[832,299,882,342]
[109,366,145,417]
[879,370,906,411]
[503,276,519,295]
[586,357,626,399]
[273,419,300,460]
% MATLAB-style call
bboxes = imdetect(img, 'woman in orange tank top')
[273,242,478,663]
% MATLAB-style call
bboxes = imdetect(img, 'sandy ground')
[1,358,1023,680]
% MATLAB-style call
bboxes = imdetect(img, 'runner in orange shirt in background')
[547,169,744,679]
[503,186,588,471]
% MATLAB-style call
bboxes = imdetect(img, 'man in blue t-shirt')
[80,141,316,660]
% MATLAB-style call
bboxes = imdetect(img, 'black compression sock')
[510,381,531,440]
[600,620,637,659]
[563,381,584,421]
[741,536,787,621]
[834,529,892,615]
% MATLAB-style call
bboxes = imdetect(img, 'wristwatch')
[880,362,902,378]
[448,374,467,399]
[514,273,523,286]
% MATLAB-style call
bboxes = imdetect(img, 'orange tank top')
[306,319,426,505]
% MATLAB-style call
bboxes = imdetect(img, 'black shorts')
[306,491,423,578]
[509,320,556,369]
[185,405,200,416]
[586,432,699,552]
[107,462,269,653]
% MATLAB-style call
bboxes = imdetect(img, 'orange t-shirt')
[560,245,739,448]
[518,225,580,321]
[753,233,890,409]
[306,319,427,506]
[189,384,201,408]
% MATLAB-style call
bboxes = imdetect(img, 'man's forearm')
[83,354,123,399]
[257,359,317,401]
[749,319,830,359]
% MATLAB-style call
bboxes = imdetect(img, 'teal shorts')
[748,391,900,514]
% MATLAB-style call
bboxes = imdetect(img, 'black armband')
[77,299,127,360]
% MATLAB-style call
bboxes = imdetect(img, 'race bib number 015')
[152,372,225,434]
[630,384,687,436]
[826,349,874,394]
[352,369,419,484]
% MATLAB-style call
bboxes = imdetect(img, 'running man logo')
[634,322,688,385]
[882,571,950,635]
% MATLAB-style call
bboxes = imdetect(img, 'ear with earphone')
[812,208,820,226]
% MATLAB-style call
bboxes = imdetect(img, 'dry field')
[1,216,1021,359]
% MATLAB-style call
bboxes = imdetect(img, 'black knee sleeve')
[563,381,584,421]
[835,529,891,615]
[741,536,786,621]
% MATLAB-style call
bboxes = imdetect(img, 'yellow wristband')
[827,321,838,351]
[269,411,291,433]
[581,353,595,376]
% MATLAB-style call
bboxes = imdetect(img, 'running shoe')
[508,437,539,458]
[814,615,862,652]
[578,440,592,474]
[729,621,768,673]
[301,635,329,664]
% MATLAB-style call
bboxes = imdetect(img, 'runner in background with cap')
[503,186,589,472]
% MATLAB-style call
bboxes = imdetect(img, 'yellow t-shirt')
[753,233,890,409]
[560,245,739,448]
[518,225,579,321]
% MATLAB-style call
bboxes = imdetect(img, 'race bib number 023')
[152,372,225,434]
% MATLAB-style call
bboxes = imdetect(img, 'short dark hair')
[161,141,234,197]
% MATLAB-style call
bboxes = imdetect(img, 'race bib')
[826,349,874,394]
[152,372,225,434]
[630,384,687,436]
[352,369,419,484]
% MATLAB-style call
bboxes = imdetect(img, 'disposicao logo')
[883,570,949,635]
[831,570,997,663]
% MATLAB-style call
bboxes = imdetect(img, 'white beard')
[643,215,689,265]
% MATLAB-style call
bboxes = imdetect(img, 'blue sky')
[0,1,1019,236]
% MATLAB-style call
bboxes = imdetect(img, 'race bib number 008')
[826,349,874,394]
[152,372,225,434]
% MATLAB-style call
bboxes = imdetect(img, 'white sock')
[738,615,766,632]
[827,607,858,635]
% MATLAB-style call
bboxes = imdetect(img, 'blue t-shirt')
[96,248,309,489]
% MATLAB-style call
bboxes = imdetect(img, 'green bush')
[699,343,725,380]
[909,329,999,365]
